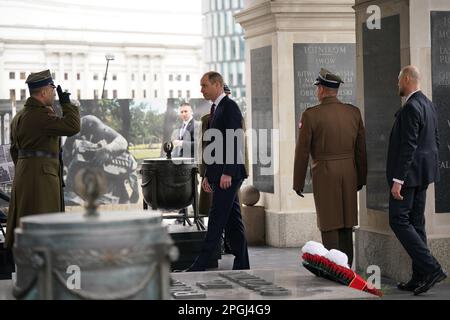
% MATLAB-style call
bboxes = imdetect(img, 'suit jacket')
[386,91,440,187]
[293,96,367,231]
[198,113,250,178]
[175,118,198,158]
[204,95,247,183]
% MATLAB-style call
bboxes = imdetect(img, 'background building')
[0,0,204,103]
[202,0,246,108]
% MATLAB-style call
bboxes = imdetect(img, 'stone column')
[236,0,356,247]
[354,0,450,282]
[3,113,10,144]
[138,55,144,99]
[148,55,153,98]
[1,114,4,145]
[159,55,167,103]
[83,53,89,100]
[125,53,132,99]
[58,52,64,83]
[71,53,76,94]
[0,42,5,100]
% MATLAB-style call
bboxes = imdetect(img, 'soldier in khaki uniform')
[293,68,367,266]
[5,70,80,248]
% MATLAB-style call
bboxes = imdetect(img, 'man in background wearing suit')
[187,71,249,271]
[173,102,197,158]
[173,102,198,224]
[387,65,447,295]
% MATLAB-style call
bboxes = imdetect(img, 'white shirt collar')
[213,92,226,107]
[183,116,193,126]
[405,89,420,103]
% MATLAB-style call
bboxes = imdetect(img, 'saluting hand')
[57,85,71,104]
[391,182,404,200]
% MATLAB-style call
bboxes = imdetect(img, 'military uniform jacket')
[293,96,367,232]
[5,97,80,248]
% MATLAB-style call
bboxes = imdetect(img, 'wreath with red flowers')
[302,252,383,297]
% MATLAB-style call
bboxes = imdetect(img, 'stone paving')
[1,245,449,300]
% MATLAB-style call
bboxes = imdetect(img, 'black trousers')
[321,228,354,267]
[389,185,440,278]
[190,179,250,271]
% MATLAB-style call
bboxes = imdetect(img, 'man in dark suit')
[387,65,447,295]
[173,102,198,224]
[173,102,197,158]
[187,71,249,271]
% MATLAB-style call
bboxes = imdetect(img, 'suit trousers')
[190,179,250,271]
[389,185,440,278]
[321,228,354,266]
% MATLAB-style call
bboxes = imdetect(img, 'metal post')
[101,54,115,99]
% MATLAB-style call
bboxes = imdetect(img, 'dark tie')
[208,103,216,128]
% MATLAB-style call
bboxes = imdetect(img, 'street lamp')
[101,54,115,99]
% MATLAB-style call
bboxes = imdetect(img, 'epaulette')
[345,103,359,109]
[305,104,319,111]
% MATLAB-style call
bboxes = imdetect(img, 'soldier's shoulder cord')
[305,104,319,112]
[345,103,359,109]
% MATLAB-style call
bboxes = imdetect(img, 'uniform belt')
[314,153,354,161]
[18,149,59,159]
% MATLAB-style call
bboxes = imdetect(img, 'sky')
[0,0,203,35]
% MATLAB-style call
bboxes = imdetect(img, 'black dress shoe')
[413,268,448,295]
[397,279,421,291]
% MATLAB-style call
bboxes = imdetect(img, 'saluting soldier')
[293,68,367,266]
[5,70,80,248]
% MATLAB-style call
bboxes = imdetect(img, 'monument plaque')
[431,11,450,213]
[251,46,274,193]
[293,43,356,192]
[363,15,401,212]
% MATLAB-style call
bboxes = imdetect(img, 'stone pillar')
[1,114,4,145]
[70,53,76,94]
[138,55,144,99]
[3,113,10,144]
[236,0,356,247]
[58,52,64,83]
[0,42,5,100]
[159,55,167,103]
[354,0,450,282]
[83,53,89,99]
[147,55,155,99]
[125,54,132,99]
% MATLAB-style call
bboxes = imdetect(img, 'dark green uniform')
[5,97,80,248]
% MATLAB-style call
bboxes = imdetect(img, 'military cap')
[25,69,55,90]
[314,68,344,89]
[224,83,231,94]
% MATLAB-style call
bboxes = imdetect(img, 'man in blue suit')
[187,71,249,271]
[387,65,447,295]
